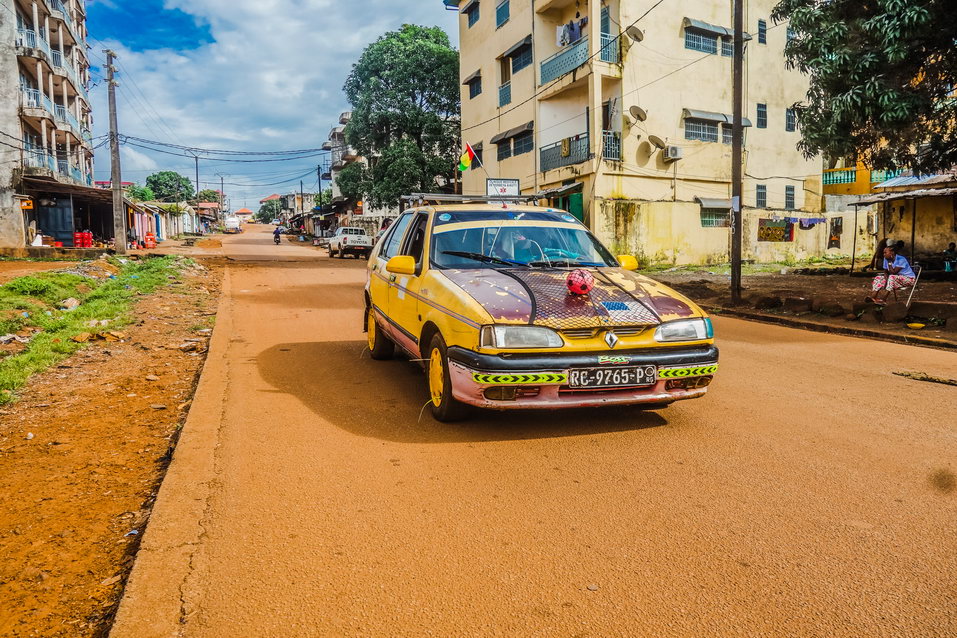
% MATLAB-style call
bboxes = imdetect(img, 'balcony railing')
[70,165,83,182]
[499,81,511,107]
[540,37,589,85]
[822,168,857,185]
[81,127,92,143]
[599,33,619,63]
[21,87,55,116]
[51,0,74,28]
[540,133,589,172]
[870,169,902,184]
[16,28,53,59]
[25,148,55,172]
[602,130,621,161]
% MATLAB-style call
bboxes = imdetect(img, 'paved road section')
[112,228,957,638]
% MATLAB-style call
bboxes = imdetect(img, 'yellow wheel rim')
[366,309,377,351]
[428,347,444,407]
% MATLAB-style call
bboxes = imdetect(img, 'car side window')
[381,213,413,259]
[401,213,429,271]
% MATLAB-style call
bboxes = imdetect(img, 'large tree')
[125,183,155,202]
[257,199,281,222]
[145,171,195,202]
[196,189,221,203]
[342,24,460,208]
[773,0,957,173]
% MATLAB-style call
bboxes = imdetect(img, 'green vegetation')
[0,256,188,403]
[256,199,281,223]
[772,0,957,173]
[126,183,156,202]
[341,24,460,208]
[145,171,195,202]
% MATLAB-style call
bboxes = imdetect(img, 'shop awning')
[462,69,482,85]
[683,109,752,127]
[535,182,583,199]
[695,196,732,209]
[500,35,532,59]
[490,121,534,144]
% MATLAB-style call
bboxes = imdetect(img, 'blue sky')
[86,0,459,207]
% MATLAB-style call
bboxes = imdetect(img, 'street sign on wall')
[486,178,520,198]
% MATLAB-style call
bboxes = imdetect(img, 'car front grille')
[561,326,648,340]
[561,328,598,339]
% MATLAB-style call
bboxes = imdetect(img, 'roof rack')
[401,193,542,205]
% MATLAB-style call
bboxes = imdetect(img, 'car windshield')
[431,223,618,269]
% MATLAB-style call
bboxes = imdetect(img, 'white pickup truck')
[327,226,372,259]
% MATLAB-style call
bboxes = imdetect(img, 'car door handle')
[389,274,397,282]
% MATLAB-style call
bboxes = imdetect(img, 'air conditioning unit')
[663,145,683,161]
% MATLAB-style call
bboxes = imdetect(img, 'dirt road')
[112,227,957,638]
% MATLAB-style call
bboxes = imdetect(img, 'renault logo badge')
[604,330,619,349]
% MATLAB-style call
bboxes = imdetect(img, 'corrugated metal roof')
[876,173,956,189]
[852,187,957,205]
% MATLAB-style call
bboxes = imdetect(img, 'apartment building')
[446,0,868,264]
[0,0,101,248]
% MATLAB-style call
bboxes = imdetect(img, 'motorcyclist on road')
[273,226,282,244]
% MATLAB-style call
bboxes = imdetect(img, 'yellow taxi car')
[365,204,718,421]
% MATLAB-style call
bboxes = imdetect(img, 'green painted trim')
[658,364,719,379]
[473,372,568,385]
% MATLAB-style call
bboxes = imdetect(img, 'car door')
[386,212,430,348]
[369,213,414,343]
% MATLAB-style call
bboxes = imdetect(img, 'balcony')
[822,168,856,185]
[16,28,53,60]
[602,130,621,161]
[540,37,588,85]
[599,33,619,63]
[21,88,55,118]
[540,133,589,172]
[24,146,55,172]
[870,169,902,184]
[499,81,511,107]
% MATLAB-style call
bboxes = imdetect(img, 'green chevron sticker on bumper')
[657,364,719,379]
[472,372,568,385]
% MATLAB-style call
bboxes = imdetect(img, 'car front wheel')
[427,333,468,422]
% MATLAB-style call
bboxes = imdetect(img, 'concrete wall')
[880,195,957,258]
[0,0,26,248]
[593,197,873,266]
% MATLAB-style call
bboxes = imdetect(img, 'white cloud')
[91,0,459,205]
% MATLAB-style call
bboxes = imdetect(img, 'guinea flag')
[458,143,477,172]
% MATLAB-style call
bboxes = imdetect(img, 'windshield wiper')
[526,258,605,268]
[441,251,517,266]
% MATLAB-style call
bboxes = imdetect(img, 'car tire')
[338,249,345,259]
[426,333,468,422]
[366,306,394,360]
[328,247,335,258]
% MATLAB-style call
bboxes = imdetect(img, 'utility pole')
[192,154,200,203]
[730,0,744,304]
[220,174,225,218]
[104,50,126,254]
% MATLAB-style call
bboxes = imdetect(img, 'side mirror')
[617,255,639,271]
[386,255,416,275]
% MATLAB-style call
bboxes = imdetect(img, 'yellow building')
[445,0,865,264]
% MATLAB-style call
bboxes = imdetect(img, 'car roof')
[406,203,562,214]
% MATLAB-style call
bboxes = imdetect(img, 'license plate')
[568,365,657,389]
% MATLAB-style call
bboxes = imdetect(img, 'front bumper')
[447,345,719,410]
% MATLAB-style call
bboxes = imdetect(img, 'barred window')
[512,130,533,156]
[685,119,718,143]
[685,30,718,54]
[785,185,795,210]
[700,209,730,227]
[721,125,732,144]
[756,103,767,128]
[758,19,767,44]
[511,46,532,73]
[785,108,797,132]
[468,77,482,99]
[756,184,767,208]
[466,3,480,27]
[721,38,733,57]
[497,140,512,161]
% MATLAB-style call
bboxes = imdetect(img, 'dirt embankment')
[0,261,222,637]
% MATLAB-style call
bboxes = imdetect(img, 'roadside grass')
[0,256,188,403]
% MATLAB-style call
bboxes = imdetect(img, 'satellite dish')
[623,115,633,127]
[648,134,666,149]
[629,106,647,122]
[626,26,644,42]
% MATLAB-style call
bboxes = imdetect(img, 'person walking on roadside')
[868,244,916,305]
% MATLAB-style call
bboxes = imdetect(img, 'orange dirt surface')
[0,261,80,285]
[194,239,222,249]
[0,262,222,637]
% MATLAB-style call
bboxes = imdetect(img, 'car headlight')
[480,325,564,349]
[654,318,713,342]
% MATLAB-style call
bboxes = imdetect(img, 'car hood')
[439,268,700,330]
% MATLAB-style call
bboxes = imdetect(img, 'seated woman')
[869,244,916,304]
